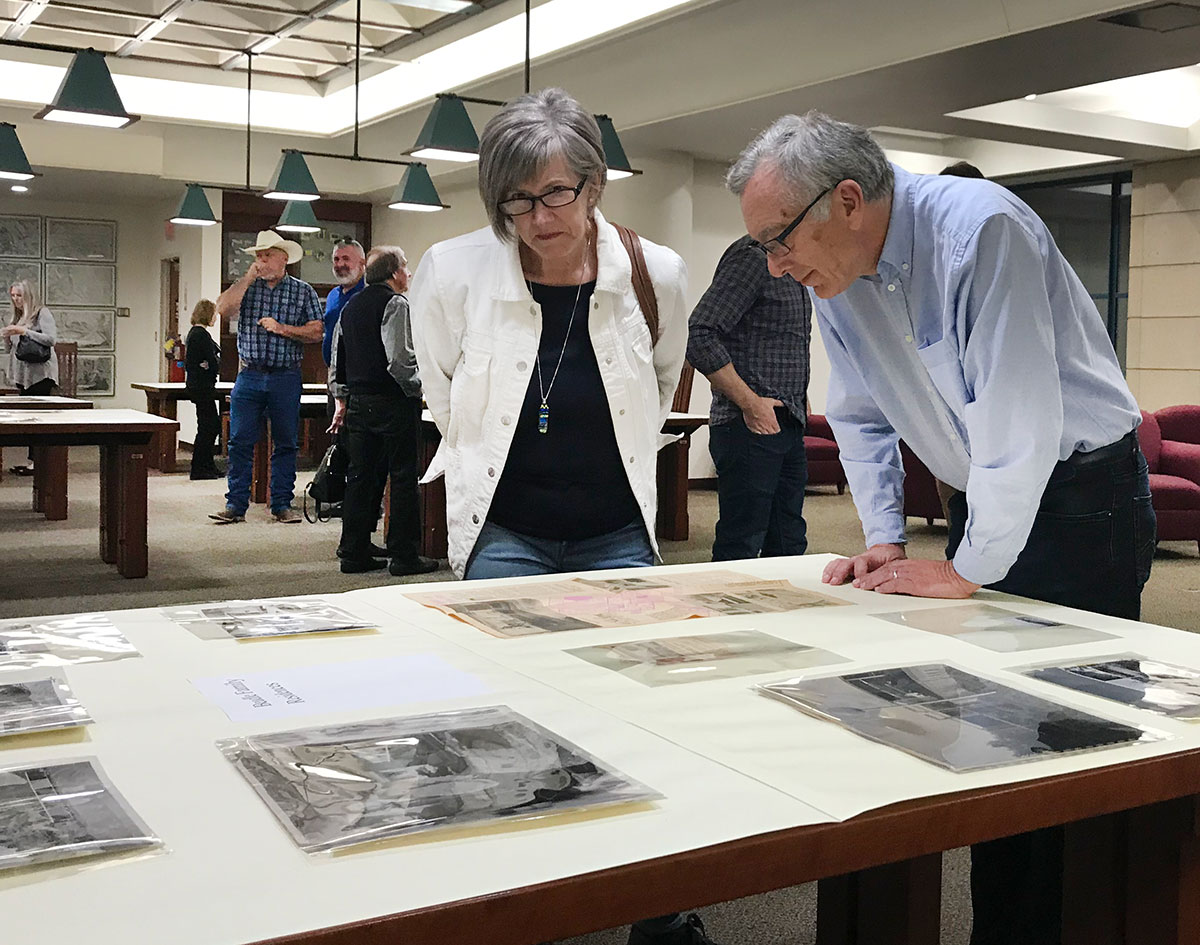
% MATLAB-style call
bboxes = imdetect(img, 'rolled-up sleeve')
[686,243,765,376]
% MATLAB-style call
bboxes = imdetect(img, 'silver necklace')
[530,236,590,434]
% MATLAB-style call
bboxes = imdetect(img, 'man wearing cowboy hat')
[211,230,323,524]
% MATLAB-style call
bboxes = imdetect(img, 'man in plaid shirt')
[687,235,812,560]
[211,230,323,524]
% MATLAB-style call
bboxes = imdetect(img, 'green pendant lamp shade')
[407,94,479,163]
[595,114,639,180]
[276,199,321,233]
[0,124,35,181]
[388,163,448,212]
[35,49,139,129]
[264,150,320,201]
[170,184,218,227]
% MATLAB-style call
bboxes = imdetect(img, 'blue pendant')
[538,402,549,434]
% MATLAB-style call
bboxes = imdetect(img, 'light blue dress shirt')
[816,165,1140,585]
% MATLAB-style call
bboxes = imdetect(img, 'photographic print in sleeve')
[0,614,139,672]
[163,598,377,640]
[0,759,161,871]
[219,705,660,852]
[0,676,92,736]
[759,663,1161,772]
[875,604,1117,652]
[1019,656,1200,721]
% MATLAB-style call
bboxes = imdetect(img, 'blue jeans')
[225,368,302,514]
[464,520,653,580]
[709,409,808,561]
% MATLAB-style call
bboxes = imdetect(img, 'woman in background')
[2,279,57,476]
[185,299,222,480]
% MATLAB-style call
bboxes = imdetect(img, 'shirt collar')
[875,163,915,278]
[491,209,631,301]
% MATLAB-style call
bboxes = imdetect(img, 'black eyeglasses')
[752,185,834,257]
[499,178,587,218]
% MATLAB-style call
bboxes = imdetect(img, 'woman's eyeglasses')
[499,178,587,217]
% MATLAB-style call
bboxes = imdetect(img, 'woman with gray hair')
[411,92,708,940]
[2,279,58,475]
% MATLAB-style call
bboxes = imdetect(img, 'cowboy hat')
[242,230,303,265]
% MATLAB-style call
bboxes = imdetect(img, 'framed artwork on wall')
[45,219,117,262]
[44,262,116,307]
[55,309,116,352]
[76,354,115,396]
[0,259,41,294]
[0,215,42,259]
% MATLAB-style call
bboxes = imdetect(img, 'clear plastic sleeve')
[1016,654,1200,721]
[0,674,92,736]
[0,614,139,672]
[162,598,377,640]
[758,663,1166,773]
[0,758,162,871]
[218,704,661,853]
[874,603,1117,652]
[566,630,848,687]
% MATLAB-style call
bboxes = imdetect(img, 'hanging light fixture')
[406,94,480,163]
[595,115,640,180]
[0,123,35,181]
[170,184,218,227]
[264,149,320,201]
[388,163,449,212]
[34,48,139,129]
[276,199,321,233]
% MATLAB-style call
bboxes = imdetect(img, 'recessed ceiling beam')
[4,0,50,40]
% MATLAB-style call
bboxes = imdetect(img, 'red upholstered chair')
[805,414,846,494]
[1155,404,1200,446]
[1138,409,1200,553]
[900,440,946,525]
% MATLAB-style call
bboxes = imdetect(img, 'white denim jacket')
[411,211,688,577]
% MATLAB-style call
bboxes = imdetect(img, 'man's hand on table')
[822,544,981,599]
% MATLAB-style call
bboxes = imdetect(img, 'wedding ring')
[892,569,898,580]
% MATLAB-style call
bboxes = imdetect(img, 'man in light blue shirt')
[727,112,1154,945]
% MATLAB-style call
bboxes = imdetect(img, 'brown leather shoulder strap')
[612,222,659,345]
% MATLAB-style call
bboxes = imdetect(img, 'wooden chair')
[672,361,695,413]
[55,342,78,397]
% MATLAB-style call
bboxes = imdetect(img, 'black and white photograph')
[1021,656,1200,721]
[44,219,116,262]
[567,630,849,687]
[219,705,659,853]
[0,677,92,736]
[452,598,601,636]
[875,603,1118,652]
[163,598,376,639]
[0,613,139,671]
[0,215,41,258]
[759,663,1160,772]
[54,309,116,352]
[76,354,116,396]
[44,262,116,307]
[682,583,847,616]
[0,759,161,871]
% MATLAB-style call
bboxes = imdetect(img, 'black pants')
[190,390,220,476]
[946,432,1155,945]
[339,393,422,562]
[708,408,808,561]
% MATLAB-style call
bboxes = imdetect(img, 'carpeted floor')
[3,447,1198,943]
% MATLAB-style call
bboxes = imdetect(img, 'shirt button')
[472,514,480,524]
[901,263,909,271]
[905,334,913,343]
[501,415,511,426]
[529,305,537,315]
[606,357,613,365]
[516,361,527,371]
[628,456,635,464]
[487,467,495,477]
[619,408,626,415]
[887,284,896,292]
[592,299,599,309]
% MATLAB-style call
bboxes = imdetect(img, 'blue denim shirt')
[815,165,1140,585]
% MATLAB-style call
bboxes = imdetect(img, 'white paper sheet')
[191,655,491,722]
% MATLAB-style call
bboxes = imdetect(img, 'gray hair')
[478,87,607,242]
[365,245,407,285]
[726,111,894,219]
[9,279,41,326]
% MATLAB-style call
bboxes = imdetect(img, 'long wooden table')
[0,395,92,495]
[131,381,327,473]
[0,408,178,577]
